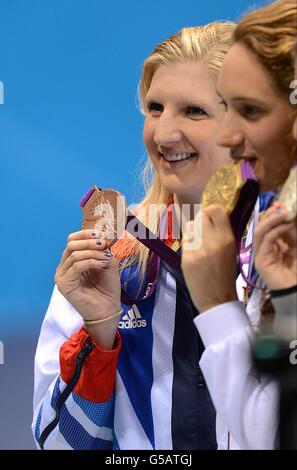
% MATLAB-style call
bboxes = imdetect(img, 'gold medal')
[201,161,259,246]
[202,162,248,214]
[277,165,297,221]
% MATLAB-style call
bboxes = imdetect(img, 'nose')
[216,113,244,149]
[154,112,183,148]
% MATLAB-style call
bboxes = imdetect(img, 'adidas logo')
[118,305,147,329]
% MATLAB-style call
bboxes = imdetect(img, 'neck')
[172,193,202,239]
[173,192,202,222]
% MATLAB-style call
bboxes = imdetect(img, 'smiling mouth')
[159,152,198,162]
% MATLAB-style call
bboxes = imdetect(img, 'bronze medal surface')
[82,186,127,247]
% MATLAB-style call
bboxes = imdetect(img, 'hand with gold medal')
[182,161,259,313]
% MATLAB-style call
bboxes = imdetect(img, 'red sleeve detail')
[60,327,122,403]
[164,198,176,248]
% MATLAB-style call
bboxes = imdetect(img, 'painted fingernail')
[104,252,113,257]
[96,241,103,246]
[91,231,99,237]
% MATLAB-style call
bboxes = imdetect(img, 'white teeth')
[163,153,195,162]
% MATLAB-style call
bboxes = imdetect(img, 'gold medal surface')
[202,163,243,214]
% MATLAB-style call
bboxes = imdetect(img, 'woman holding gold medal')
[182,0,297,450]
[32,23,235,449]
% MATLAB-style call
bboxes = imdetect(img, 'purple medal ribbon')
[230,162,259,252]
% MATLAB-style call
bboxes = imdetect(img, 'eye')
[147,102,163,115]
[240,104,261,119]
[185,106,207,117]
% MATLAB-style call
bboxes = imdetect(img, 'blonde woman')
[32,23,234,450]
[182,0,297,450]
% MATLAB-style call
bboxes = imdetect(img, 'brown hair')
[234,1,297,321]
[234,0,297,100]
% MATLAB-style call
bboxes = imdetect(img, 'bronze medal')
[81,185,127,247]
[80,184,182,274]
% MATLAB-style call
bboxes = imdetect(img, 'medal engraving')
[81,186,127,246]
[201,161,259,249]
[202,163,242,214]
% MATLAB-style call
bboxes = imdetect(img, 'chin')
[259,176,286,193]
[160,177,186,193]
[166,184,202,204]
[160,172,198,188]
[161,183,182,196]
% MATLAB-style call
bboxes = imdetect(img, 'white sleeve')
[194,301,279,450]
[32,286,115,450]
[33,285,83,412]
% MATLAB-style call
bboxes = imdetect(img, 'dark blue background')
[0,0,258,449]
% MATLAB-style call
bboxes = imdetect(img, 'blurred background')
[0,0,258,449]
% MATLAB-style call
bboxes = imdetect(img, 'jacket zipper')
[38,337,95,450]
[162,261,206,448]
[162,261,205,384]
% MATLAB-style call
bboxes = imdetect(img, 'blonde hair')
[112,22,235,282]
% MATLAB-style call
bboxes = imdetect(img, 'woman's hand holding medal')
[54,229,121,349]
[182,205,238,313]
[181,162,256,313]
[254,203,297,291]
